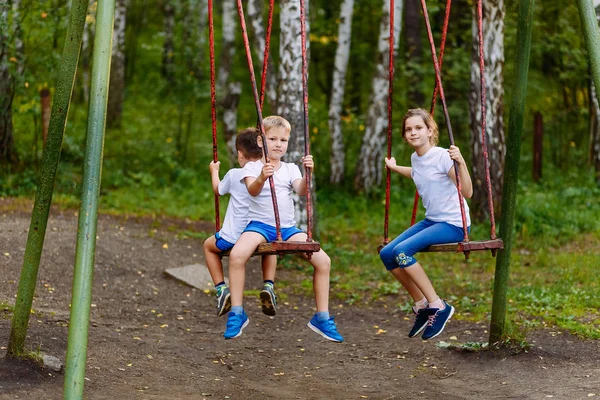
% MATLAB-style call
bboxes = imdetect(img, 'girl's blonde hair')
[402,108,439,146]
[262,115,291,134]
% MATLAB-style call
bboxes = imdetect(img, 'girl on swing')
[380,108,472,340]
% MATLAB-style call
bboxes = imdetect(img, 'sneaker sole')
[307,322,343,343]
[216,292,232,317]
[260,290,277,316]
[224,317,249,339]
[423,306,455,341]
[407,320,428,338]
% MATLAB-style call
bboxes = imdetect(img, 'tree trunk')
[12,0,25,75]
[223,82,242,163]
[328,0,354,184]
[354,0,403,192]
[468,0,505,220]
[532,111,543,182]
[277,0,312,230]
[404,0,423,107]
[81,0,95,104]
[183,0,207,81]
[0,3,17,164]
[247,0,277,110]
[40,89,51,147]
[591,0,600,184]
[107,0,127,127]
[161,2,176,83]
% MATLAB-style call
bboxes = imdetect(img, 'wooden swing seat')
[423,238,504,253]
[220,241,321,257]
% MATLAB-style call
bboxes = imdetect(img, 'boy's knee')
[312,252,331,272]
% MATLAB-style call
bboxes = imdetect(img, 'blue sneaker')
[259,283,277,316]
[408,307,429,338]
[223,311,249,339]
[307,315,344,342]
[421,301,455,340]
[215,285,231,317]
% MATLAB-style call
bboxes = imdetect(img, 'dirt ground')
[1,202,599,399]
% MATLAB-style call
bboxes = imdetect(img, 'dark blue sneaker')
[408,307,429,338]
[223,311,249,339]
[421,301,455,340]
[307,315,344,342]
[215,285,231,317]
[259,283,277,316]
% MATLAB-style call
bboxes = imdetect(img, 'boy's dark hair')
[236,127,263,159]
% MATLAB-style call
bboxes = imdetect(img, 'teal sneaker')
[408,307,429,338]
[307,315,344,342]
[215,285,231,317]
[421,301,455,340]
[224,311,249,339]
[259,283,277,316]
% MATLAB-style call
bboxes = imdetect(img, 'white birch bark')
[217,0,236,93]
[12,0,24,75]
[81,0,96,104]
[354,0,403,191]
[590,0,600,181]
[107,0,127,127]
[277,0,310,229]
[247,0,277,110]
[328,0,354,184]
[468,0,505,219]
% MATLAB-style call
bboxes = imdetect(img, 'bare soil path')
[1,204,599,399]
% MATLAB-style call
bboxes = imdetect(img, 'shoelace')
[426,311,439,327]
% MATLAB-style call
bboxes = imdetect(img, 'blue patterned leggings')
[380,219,468,271]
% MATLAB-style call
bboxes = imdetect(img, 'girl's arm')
[385,157,412,179]
[447,145,473,199]
[292,155,312,196]
[245,163,274,196]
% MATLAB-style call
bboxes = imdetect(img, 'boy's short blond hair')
[262,115,291,134]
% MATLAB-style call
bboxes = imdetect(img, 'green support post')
[63,0,115,398]
[489,0,535,345]
[7,0,89,358]
[577,0,600,107]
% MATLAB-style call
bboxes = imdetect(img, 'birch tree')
[247,0,277,110]
[468,0,505,219]
[0,3,17,164]
[183,0,208,81]
[219,0,240,161]
[354,0,403,192]
[81,0,96,104]
[328,0,354,184]
[590,0,600,183]
[107,0,127,127]
[277,0,310,229]
[161,1,176,83]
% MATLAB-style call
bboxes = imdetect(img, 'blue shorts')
[244,221,303,242]
[215,231,235,251]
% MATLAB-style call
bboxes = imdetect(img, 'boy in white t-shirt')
[223,116,344,343]
[203,128,277,318]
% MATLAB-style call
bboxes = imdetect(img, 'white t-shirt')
[218,168,251,243]
[241,160,303,227]
[411,146,471,228]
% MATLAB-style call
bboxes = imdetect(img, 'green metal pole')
[489,0,535,345]
[577,0,600,107]
[7,0,88,358]
[63,0,115,398]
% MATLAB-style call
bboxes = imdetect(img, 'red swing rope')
[475,0,498,239]
[208,0,220,232]
[299,0,315,241]
[383,0,396,245]
[409,0,452,228]
[420,0,469,242]
[235,0,283,240]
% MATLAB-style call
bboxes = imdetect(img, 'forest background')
[1,0,600,342]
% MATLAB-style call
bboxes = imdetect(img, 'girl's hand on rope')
[209,161,220,173]
[302,155,314,169]
[384,157,397,170]
[448,145,466,165]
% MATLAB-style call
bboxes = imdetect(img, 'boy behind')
[224,116,343,342]
[203,128,278,317]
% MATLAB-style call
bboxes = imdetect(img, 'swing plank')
[220,241,321,257]
[423,238,504,253]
